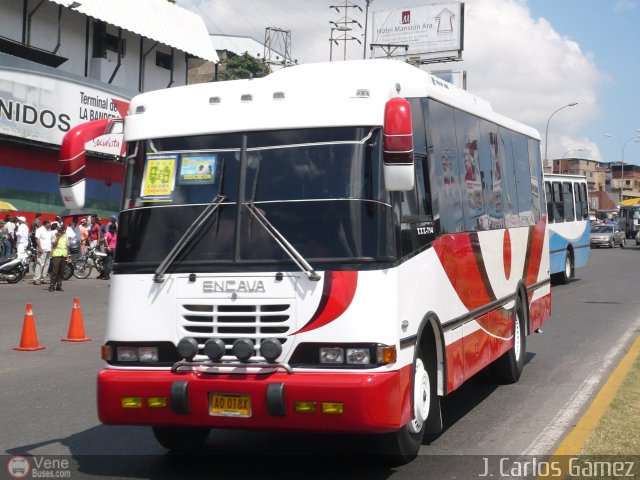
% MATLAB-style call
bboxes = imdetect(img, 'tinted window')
[512,133,534,225]
[545,181,554,223]
[528,139,543,223]
[563,182,575,221]
[427,100,463,234]
[552,181,564,222]
[581,183,589,220]
[479,120,504,229]
[454,110,485,231]
[497,128,519,227]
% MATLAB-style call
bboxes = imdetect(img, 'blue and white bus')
[544,174,590,283]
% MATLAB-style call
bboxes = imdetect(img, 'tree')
[218,52,269,81]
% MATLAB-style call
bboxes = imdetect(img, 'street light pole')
[544,102,578,169]
[362,0,372,59]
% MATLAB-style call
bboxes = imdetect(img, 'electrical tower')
[329,1,362,61]
[264,27,294,70]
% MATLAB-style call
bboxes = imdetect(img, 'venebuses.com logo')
[7,456,30,479]
[7,456,71,478]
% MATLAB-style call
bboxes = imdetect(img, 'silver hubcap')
[409,358,430,434]
[565,256,571,278]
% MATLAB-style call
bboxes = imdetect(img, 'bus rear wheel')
[492,296,526,384]
[377,355,433,465]
[152,426,210,453]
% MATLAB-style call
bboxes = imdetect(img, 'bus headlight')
[117,346,138,362]
[319,347,344,364]
[138,347,159,363]
[346,348,370,365]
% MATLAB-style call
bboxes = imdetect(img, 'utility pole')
[362,0,372,59]
[329,1,362,61]
[264,27,295,70]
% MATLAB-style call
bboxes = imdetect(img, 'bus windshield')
[116,127,395,273]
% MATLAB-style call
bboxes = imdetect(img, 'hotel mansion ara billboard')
[0,68,129,148]
[371,2,464,59]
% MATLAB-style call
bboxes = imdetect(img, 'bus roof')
[125,59,540,142]
[544,173,588,182]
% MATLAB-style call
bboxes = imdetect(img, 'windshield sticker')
[141,154,177,201]
[179,155,217,185]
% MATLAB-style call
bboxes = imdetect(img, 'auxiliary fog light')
[294,401,317,413]
[121,396,142,408]
[346,348,371,365]
[232,338,255,362]
[138,347,159,363]
[204,338,226,362]
[146,397,167,408]
[177,337,199,361]
[319,347,344,364]
[116,347,138,362]
[260,338,282,363]
[321,402,344,415]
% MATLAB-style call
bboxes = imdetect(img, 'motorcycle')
[73,246,107,279]
[0,252,29,283]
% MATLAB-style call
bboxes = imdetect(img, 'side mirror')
[382,97,414,191]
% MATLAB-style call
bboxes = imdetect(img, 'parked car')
[590,224,625,248]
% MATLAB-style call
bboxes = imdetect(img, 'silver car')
[590,224,625,248]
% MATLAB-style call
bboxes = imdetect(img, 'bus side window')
[528,138,543,223]
[545,181,554,223]
[454,109,485,231]
[581,183,589,220]
[480,120,504,229]
[552,181,564,222]
[512,133,534,226]
[427,99,463,234]
[563,181,575,221]
[497,128,519,228]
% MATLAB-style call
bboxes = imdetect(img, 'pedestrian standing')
[15,216,29,258]
[0,219,5,257]
[3,215,15,255]
[79,218,89,255]
[66,220,80,259]
[30,213,42,246]
[49,223,68,292]
[88,214,101,249]
[102,224,117,280]
[33,220,52,285]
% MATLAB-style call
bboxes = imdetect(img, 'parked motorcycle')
[73,246,107,279]
[0,252,29,283]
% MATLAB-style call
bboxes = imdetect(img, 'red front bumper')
[97,366,412,434]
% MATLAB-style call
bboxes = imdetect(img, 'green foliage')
[218,52,269,81]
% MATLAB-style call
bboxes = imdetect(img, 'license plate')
[210,393,252,418]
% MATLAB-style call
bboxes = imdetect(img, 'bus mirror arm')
[245,203,321,282]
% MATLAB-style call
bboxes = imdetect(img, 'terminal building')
[0,0,218,219]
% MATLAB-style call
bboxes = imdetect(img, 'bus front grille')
[179,302,293,360]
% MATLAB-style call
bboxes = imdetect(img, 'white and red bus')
[59,60,551,464]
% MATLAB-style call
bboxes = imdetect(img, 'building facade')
[1,0,217,220]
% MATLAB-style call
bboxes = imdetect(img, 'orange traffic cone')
[14,303,46,351]
[61,296,91,342]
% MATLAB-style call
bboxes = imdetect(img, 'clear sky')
[180,0,640,165]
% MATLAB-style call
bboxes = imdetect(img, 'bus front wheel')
[152,426,210,453]
[377,353,435,465]
[558,251,573,285]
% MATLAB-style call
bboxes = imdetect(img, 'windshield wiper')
[245,202,321,282]
[153,195,226,283]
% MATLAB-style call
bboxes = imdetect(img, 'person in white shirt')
[3,215,15,255]
[15,216,29,258]
[66,220,80,260]
[33,220,52,285]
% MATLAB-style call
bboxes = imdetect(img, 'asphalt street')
[1,246,639,479]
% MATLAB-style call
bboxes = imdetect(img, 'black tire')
[492,296,526,384]
[620,238,626,248]
[377,352,435,466]
[609,239,614,248]
[73,260,92,279]
[5,269,23,284]
[558,251,572,285]
[151,426,210,453]
[62,262,74,281]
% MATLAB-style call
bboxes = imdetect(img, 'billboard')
[0,68,129,147]
[371,2,464,59]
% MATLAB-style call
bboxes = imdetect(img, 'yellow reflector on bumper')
[146,397,167,408]
[294,401,316,413]
[121,396,142,408]
[321,402,344,414]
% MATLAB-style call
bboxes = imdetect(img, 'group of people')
[1,212,118,291]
